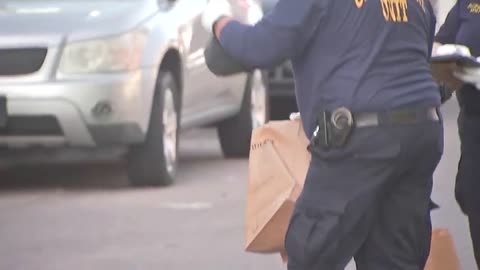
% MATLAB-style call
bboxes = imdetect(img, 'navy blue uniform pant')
[456,86,480,269]
[284,119,443,270]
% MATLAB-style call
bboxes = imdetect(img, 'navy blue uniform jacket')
[435,0,480,113]
[219,0,441,137]
[436,0,480,57]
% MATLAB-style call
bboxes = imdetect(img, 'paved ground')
[0,97,476,270]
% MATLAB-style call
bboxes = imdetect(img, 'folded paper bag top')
[203,36,253,76]
[245,119,310,253]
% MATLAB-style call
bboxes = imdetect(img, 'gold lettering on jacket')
[468,3,480,13]
[380,0,427,23]
[381,0,408,22]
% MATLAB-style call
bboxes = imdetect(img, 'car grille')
[0,116,63,136]
[0,48,48,76]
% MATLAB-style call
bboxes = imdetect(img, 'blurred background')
[0,0,472,270]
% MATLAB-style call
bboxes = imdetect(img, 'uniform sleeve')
[218,0,328,69]
[434,1,460,44]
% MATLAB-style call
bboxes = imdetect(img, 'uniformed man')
[203,0,444,269]
[434,0,480,267]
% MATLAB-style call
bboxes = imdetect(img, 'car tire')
[127,70,180,187]
[217,70,270,158]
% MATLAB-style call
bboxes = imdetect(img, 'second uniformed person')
[434,0,480,267]
[204,0,444,268]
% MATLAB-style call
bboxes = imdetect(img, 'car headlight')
[58,30,147,74]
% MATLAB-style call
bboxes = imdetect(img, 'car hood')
[0,0,158,44]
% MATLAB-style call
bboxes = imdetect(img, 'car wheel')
[127,70,180,186]
[217,70,269,157]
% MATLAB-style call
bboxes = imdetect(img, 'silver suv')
[0,0,268,186]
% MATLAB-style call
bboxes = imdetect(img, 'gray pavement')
[0,97,477,270]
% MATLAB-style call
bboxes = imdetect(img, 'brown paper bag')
[244,119,310,254]
[425,228,462,270]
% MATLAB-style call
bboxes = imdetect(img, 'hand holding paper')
[431,44,480,91]
[454,66,480,89]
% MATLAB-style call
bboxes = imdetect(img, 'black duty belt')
[312,106,440,150]
[353,107,440,127]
